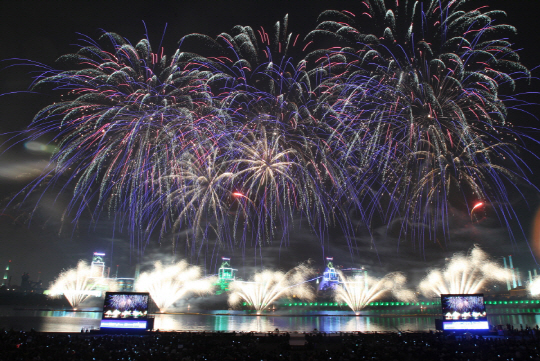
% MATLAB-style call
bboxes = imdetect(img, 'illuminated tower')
[91,252,106,278]
[215,257,237,295]
[517,268,523,287]
[319,257,340,291]
[2,260,10,286]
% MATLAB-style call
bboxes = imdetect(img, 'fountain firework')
[228,263,315,313]
[49,261,103,309]
[334,272,416,314]
[529,277,540,297]
[419,246,511,297]
[135,260,215,312]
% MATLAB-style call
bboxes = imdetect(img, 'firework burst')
[6,0,536,257]
[23,32,217,248]
[305,0,533,244]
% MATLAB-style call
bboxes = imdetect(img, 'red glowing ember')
[471,202,484,212]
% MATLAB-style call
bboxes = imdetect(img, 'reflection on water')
[1,307,539,333]
[152,312,540,333]
[0,308,101,333]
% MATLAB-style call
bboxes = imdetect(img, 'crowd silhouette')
[1,328,540,361]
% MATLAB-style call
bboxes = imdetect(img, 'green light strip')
[274,299,540,307]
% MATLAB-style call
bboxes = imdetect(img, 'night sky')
[1,0,540,288]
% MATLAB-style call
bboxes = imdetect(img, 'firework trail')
[334,271,416,313]
[21,32,217,249]
[228,262,315,313]
[135,260,215,312]
[305,0,534,244]
[6,0,536,257]
[18,21,364,255]
[419,246,511,297]
[158,144,235,252]
[180,16,371,247]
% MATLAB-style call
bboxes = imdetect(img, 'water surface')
[1,307,539,333]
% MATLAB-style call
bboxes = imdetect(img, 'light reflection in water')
[1,308,539,332]
[153,313,446,333]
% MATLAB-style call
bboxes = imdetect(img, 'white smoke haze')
[0,159,51,180]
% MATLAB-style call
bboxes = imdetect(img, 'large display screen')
[442,321,489,330]
[100,292,149,329]
[441,294,489,330]
[102,292,149,319]
[100,319,148,329]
